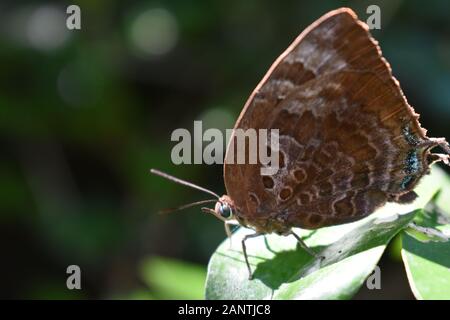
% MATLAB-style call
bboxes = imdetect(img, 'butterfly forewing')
[224,8,443,233]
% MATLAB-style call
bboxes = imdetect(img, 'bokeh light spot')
[129,8,178,57]
[26,6,70,51]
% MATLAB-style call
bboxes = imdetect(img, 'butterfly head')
[215,195,236,220]
[150,169,241,223]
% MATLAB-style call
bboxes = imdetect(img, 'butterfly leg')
[241,232,262,280]
[224,220,240,248]
[290,231,320,258]
[224,221,232,241]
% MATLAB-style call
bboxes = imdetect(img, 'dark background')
[1,0,449,299]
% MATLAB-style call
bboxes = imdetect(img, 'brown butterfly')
[152,7,450,279]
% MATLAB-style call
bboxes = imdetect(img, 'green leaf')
[404,221,449,243]
[140,256,206,299]
[206,166,447,300]
[401,167,450,300]
[402,225,450,300]
[206,209,415,300]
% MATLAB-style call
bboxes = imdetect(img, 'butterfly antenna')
[158,199,218,215]
[150,169,220,199]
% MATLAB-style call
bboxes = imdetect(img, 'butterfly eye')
[219,203,232,219]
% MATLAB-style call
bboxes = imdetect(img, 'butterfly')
[152,7,450,279]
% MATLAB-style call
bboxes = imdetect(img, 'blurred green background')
[0,0,449,299]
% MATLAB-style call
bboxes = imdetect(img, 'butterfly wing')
[224,8,447,232]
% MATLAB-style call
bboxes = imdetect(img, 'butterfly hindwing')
[224,8,448,232]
